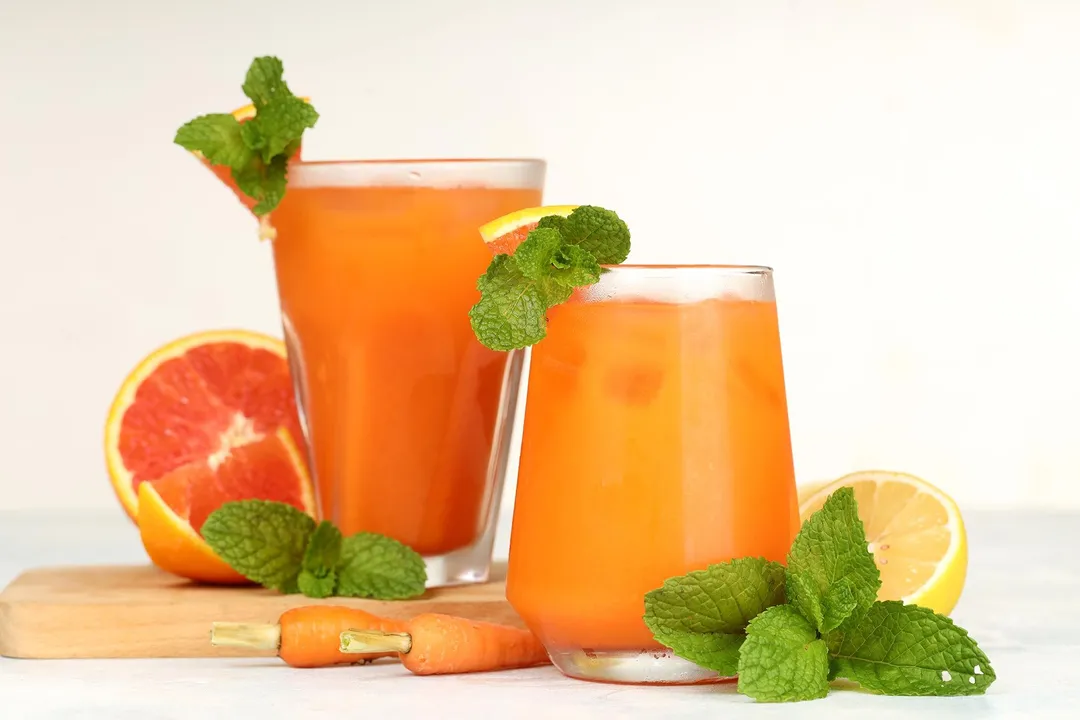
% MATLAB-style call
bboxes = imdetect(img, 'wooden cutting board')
[0,564,519,659]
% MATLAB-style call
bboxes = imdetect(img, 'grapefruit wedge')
[189,100,310,214]
[479,205,578,255]
[104,329,316,583]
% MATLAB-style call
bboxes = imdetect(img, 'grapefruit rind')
[138,481,247,585]
[277,426,318,517]
[104,329,291,522]
[798,469,967,615]
[478,205,579,245]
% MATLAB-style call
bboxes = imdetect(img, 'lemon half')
[798,470,968,616]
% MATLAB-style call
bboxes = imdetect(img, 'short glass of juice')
[271,158,545,587]
[505,264,800,684]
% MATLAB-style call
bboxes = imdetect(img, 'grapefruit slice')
[798,470,968,616]
[104,329,314,522]
[479,205,578,255]
[190,100,310,215]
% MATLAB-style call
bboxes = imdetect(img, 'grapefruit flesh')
[105,329,314,521]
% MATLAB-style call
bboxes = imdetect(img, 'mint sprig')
[174,56,317,215]
[201,500,426,600]
[469,205,630,351]
[643,487,996,702]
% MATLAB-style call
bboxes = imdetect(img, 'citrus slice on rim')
[190,100,310,215]
[798,470,968,616]
[479,205,578,255]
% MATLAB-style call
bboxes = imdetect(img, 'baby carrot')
[339,613,550,675]
[211,605,407,668]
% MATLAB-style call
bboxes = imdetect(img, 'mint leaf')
[826,601,996,696]
[536,214,567,233]
[470,205,631,350]
[785,572,824,630]
[822,580,858,632]
[514,227,601,288]
[174,114,252,170]
[201,500,315,591]
[550,244,601,287]
[560,205,631,264]
[738,605,830,703]
[233,155,288,216]
[242,56,289,108]
[297,571,335,598]
[336,533,426,600]
[514,227,564,280]
[644,558,784,677]
[469,254,572,351]
[303,520,343,570]
[649,628,743,676]
[786,487,880,633]
[240,95,319,164]
[644,557,786,636]
[296,520,342,599]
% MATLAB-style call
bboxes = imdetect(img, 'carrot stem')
[210,622,281,651]
[340,629,412,655]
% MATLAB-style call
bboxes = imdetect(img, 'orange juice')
[506,266,799,682]
[270,160,543,583]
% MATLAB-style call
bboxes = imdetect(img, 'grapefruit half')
[479,205,578,255]
[105,329,316,583]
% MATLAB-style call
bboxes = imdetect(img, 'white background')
[1,0,1077,515]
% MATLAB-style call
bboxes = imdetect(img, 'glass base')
[421,535,498,588]
[548,648,730,685]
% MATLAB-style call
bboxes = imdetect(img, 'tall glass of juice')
[506,264,800,683]
[271,159,544,587]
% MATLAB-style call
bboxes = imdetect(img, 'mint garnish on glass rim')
[643,488,996,703]
[469,206,631,351]
[173,56,318,215]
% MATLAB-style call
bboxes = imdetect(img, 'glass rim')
[287,157,546,189]
[291,157,546,168]
[599,263,773,274]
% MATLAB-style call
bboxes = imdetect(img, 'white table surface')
[1,507,1076,719]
